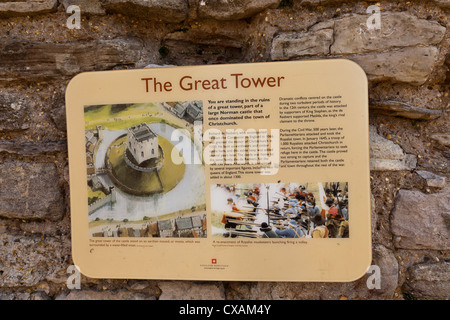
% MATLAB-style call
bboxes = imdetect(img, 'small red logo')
[212,259,217,264]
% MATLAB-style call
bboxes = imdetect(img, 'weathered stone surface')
[0,93,30,132]
[0,37,143,81]
[197,0,281,20]
[433,0,450,8]
[370,244,399,298]
[371,192,376,236]
[55,289,156,300]
[144,64,176,69]
[0,0,447,301]
[161,19,247,64]
[0,291,51,300]
[391,188,450,250]
[404,261,450,300]
[0,141,67,156]
[431,133,450,148]
[0,0,57,18]
[100,0,188,23]
[416,170,446,188]
[0,161,64,221]
[301,0,348,3]
[271,21,333,59]
[0,234,70,287]
[331,13,446,55]
[370,100,443,120]
[351,46,439,85]
[305,0,449,7]
[158,281,225,300]
[164,20,247,49]
[369,125,416,171]
[270,13,443,85]
[61,0,106,15]
[227,244,398,300]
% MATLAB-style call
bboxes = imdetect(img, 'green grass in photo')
[107,135,185,195]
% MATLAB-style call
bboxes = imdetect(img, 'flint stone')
[100,0,188,23]
[0,161,64,221]
[369,100,442,120]
[350,46,439,85]
[369,125,416,171]
[271,22,333,60]
[0,37,143,81]
[391,188,450,250]
[0,0,57,18]
[416,170,446,188]
[331,12,446,55]
[404,261,450,300]
[197,0,281,20]
[0,234,70,287]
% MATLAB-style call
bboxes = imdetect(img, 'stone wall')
[0,0,448,300]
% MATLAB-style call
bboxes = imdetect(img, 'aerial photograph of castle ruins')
[84,101,206,238]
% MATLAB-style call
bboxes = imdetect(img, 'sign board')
[66,60,371,281]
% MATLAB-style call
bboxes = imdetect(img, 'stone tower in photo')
[126,123,159,165]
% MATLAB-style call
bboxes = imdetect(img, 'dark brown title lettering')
[141,74,285,92]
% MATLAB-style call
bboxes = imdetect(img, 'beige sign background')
[66,60,371,282]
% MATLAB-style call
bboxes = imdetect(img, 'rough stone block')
[350,46,439,85]
[433,0,450,8]
[0,37,143,81]
[0,161,64,221]
[369,125,416,171]
[404,261,450,300]
[197,0,281,20]
[0,0,57,18]
[369,100,443,120]
[331,12,446,55]
[0,93,30,132]
[100,0,188,23]
[158,281,225,300]
[55,289,156,300]
[0,234,70,287]
[416,170,446,188]
[271,22,333,59]
[431,133,450,149]
[391,188,450,250]
[61,0,106,15]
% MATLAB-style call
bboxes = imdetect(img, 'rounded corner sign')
[66,60,371,282]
